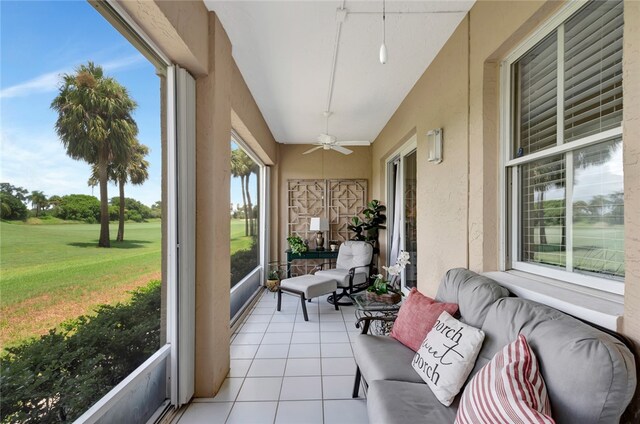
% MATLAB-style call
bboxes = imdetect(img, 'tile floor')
[172,289,368,424]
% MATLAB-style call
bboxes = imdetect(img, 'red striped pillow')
[455,334,555,424]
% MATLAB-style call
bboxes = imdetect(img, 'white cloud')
[0,54,145,99]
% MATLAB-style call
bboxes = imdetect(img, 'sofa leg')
[352,366,361,398]
[300,294,309,321]
[277,288,282,312]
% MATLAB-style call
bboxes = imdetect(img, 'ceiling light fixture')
[379,0,387,64]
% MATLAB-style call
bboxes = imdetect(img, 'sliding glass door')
[387,137,418,291]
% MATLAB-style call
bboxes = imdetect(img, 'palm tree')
[51,62,137,247]
[27,190,48,217]
[89,141,150,241]
[231,149,250,236]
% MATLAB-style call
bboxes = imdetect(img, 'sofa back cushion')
[434,268,510,329]
[477,297,636,424]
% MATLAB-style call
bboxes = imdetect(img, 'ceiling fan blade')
[335,141,371,146]
[331,145,353,155]
[303,146,324,155]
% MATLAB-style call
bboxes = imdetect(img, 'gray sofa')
[353,268,637,424]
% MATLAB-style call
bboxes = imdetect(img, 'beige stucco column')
[194,12,232,396]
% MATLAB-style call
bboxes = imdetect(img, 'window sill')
[482,270,624,332]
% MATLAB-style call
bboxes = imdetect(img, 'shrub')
[230,240,259,288]
[0,192,28,220]
[110,197,152,221]
[0,281,161,423]
[55,194,100,223]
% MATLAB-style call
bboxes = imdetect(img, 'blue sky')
[1,1,162,206]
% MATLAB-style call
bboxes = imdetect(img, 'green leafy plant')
[348,200,387,244]
[367,251,411,295]
[267,269,280,280]
[287,235,308,254]
[0,280,161,423]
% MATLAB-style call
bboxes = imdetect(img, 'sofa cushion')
[412,311,485,406]
[478,297,636,424]
[435,268,510,328]
[455,334,554,424]
[390,288,458,351]
[367,380,458,424]
[353,334,424,384]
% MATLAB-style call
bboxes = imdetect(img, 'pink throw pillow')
[455,334,555,424]
[390,288,458,351]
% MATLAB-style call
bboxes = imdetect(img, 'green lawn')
[0,220,161,349]
[230,218,255,254]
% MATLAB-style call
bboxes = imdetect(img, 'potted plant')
[348,200,387,246]
[367,251,411,304]
[287,234,308,254]
[266,268,280,292]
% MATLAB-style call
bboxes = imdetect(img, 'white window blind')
[564,0,623,142]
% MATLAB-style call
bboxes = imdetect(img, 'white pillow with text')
[411,311,485,406]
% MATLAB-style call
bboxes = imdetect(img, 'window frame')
[499,0,624,295]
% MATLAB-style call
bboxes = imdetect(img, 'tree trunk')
[245,174,253,236]
[539,190,547,245]
[98,160,111,247]
[117,178,125,242]
[241,176,249,236]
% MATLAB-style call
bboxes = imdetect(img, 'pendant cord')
[382,0,386,43]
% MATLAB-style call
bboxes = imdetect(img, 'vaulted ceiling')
[204,1,474,144]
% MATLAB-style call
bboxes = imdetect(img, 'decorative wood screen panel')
[287,179,367,275]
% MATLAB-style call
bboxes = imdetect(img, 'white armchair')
[315,241,374,305]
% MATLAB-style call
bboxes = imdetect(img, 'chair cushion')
[335,241,373,273]
[390,287,458,351]
[280,275,337,299]
[367,380,458,424]
[478,297,636,424]
[435,268,510,328]
[353,334,424,384]
[315,268,368,288]
[455,334,554,424]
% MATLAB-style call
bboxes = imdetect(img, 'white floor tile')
[228,359,252,378]
[267,322,295,333]
[323,399,368,424]
[236,377,283,401]
[211,378,243,402]
[348,331,362,342]
[288,343,320,358]
[270,314,297,323]
[261,332,293,345]
[232,333,264,345]
[230,344,259,359]
[284,358,322,376]
[245,314,273,323]
[318,313,345,322]
[279,376,322,400]
[247,358,287,377]
[321,357,356,376]
[320,343,353,358]
[291,332,320,344]
[293,322,320,333]
[320,331,349,343]
[322,376,360,400]
[226,401,278,424]
[255,344,290,359]
[275,400,323,424]
[252,307,275,315]
[177,402,232,423]
[240,323,269,333]
[320,321,347,332]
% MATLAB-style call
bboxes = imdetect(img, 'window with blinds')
[506,0,624,288]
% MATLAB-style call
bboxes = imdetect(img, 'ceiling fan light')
[379,43,387,64]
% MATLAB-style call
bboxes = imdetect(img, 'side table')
[350,292,402,335]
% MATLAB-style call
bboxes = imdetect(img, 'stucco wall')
[275,144,372,261]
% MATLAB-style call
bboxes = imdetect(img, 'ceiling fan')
[303,112,369,156]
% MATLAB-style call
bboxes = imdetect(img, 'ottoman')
[278,275,339,320]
